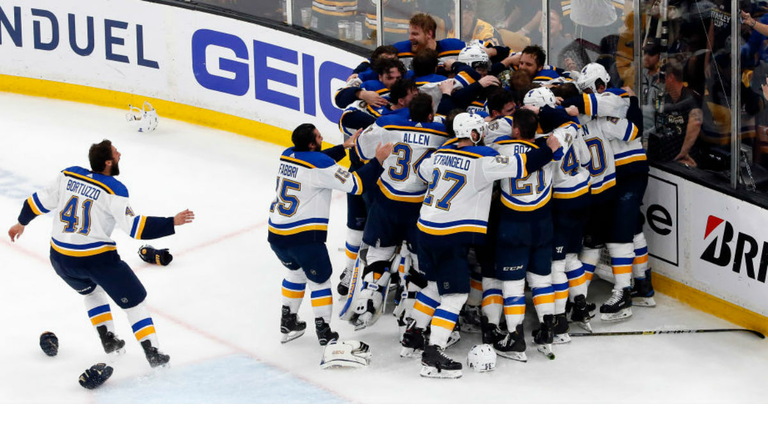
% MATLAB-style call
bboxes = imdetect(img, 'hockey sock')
[429,293,467,349]
[607,243,634,289]
[580,247,601,289]
[344,229,363,272]
[412,281,440,329]
[468,270,483,307]
[308,278,334,322]
[551,259,569,315]
[501,279,525,329]
[528,272,555,322]
[482,277,503,325]
[281,269,307,314]
[633,232,649,279]
[125,303,159,348]
[84,286,116,334]
[565,253,588,300]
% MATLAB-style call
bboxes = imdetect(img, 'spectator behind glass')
[648,58,703,168]
[641,40,662,142]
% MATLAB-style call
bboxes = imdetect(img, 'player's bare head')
[487,88,516,119]
[510,69,533,92]
[443,109,464,138]
[520,45,546,78]
[390,79,419,108]
[409,93,434,123]
[409,13,437,50]
[292,123,321,151]
[373,58,406,88]
[371,45,399,63]
[89,139,119,176]
[513,108,538,140]
[550,82,580,99]
[412,49,439,77]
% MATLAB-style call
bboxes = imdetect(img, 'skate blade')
[445,331,461,348]
[632,297,656,307]
[575,321,593,332]
[107,347,126,356]
[495,350,528,362]
[400,347,422,358]
[280,329,305,344]
[536,344,556,360]
[420,365,462,379]
[600,308,633,322]
[553,333,571,344]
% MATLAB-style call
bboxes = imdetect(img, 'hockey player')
[483,88,518,143]
[345,93,449,330]
[502,45,563,84]
[269,124,393,345]
[7,140,194,368]
[335,58,406,113]
[446,44,501,114]
[489,108,559,361]
[393,13,466,70]
[412,112,559,378]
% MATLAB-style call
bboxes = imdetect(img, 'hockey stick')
[570,328,765,339]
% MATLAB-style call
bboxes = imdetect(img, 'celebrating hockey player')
[411,112,560,378]
[7,139,194,368]
[268,124,393,346]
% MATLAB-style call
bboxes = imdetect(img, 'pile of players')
[269,12,655,378]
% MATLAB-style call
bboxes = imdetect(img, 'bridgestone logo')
[700,216,768,283]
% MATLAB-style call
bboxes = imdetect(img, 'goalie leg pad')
[320,340,372,369]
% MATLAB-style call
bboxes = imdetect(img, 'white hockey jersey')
[578,114,640,199]
[19,166,173,257]
[484,115,514,144]
[491,138,555,213]
[356,115,449,203]
[416,141,536,244]
[580,91,645,173]
[268,148,367,245]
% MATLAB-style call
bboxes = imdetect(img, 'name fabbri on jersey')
[66,180,101,200]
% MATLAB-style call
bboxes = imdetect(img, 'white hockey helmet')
[126,101,158,132]
[457,44,491,71]
[523,87,557,109]
[467,344,496,372]
[576,63,611,94]
[453,112,487,144]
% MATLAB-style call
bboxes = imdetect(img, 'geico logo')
[646,204,672,236]
[700,215,768,283]
[0,6,159,68]
[190,29,352,125]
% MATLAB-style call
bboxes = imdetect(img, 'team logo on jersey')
[125,207,135,217]
[700,215,768,283]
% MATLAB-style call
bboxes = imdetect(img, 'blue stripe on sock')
[88,304,111,318]
[131,317,154,333]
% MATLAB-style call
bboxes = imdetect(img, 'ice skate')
[420,344,462,379]
[630,270,656,307]
[280,305,306,343]
[494,324,527,362]
[446,321,461,348]
[400,318,426,358]
[337,268,351,297]
[480,316,506,345]
[141,340,170,368]
[533,315,555,360]
[315,317,339,346]
[600,288,633,321]
[97,325,125,355]
[552,313,571,344]
[458,304,483,334]
[569,294,595,332]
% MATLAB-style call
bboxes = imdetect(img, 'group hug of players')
[267,13,656,378]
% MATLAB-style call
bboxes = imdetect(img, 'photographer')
[648,58,703,168]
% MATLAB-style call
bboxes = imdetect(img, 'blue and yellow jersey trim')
[26,193,50,215]
[50,238,117,257]
[622,122,639,142]
[553,178,590,199]
[590,172,617,194]
[130,216,148,239]
[381,125,450,137]
[350,172,364,195]
[377,179,425,203]
[614,148,647,167]
[435,148,483,159]
[268,217,329,236]
[583,93,598,118]
[280,155,316,169]
[63,170,116,195]
[500,186,552,211]
[456,71,476,87]
[417,218,488,236]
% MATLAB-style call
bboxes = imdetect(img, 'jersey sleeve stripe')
[27,196,44,215]
[351,172,363,195]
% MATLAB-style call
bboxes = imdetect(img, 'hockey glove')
[138,245,173,266]
[79,363,113,390]
[39,331,59,357]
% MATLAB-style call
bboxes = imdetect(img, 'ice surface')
[1,92,767,404]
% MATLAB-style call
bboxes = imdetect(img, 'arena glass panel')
[194,0,288,22]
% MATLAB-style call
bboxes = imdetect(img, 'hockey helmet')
[126,101,158,133]
[453,112,487,144]
[576,63,611,94]
[523,87,557,109]
[467,344,496,372]
[457,44,491,71]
